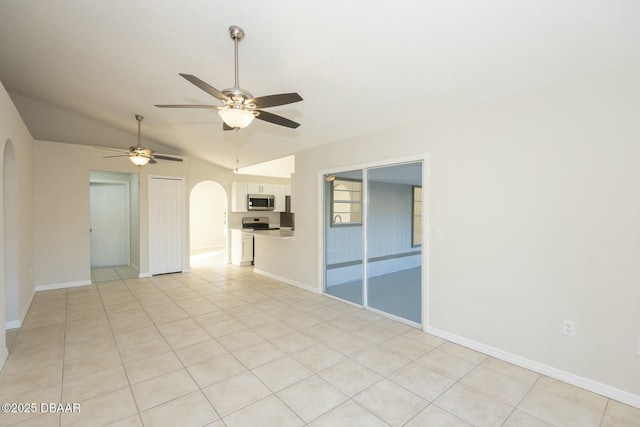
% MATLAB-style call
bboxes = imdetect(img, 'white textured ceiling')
[0,1,638,170]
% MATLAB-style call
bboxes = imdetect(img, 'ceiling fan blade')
[149,158,157,164]
[155,104,218,109]
[103,155,129,158]
[179,73,229,103]
[153,155,183,162]
[223,123,234,131]
[254,110,300,129]
[249,93,303,109]
[97,147,128,154]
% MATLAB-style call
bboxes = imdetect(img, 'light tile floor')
[1,264,639,426]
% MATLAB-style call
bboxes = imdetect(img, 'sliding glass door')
[324,170,363,304]
[366,163,422,323]
[324,161,423,324]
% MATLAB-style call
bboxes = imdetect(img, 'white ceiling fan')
[155,25,303,131]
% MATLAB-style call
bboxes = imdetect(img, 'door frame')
[318,153,430,328]
[89,179,131,268]
[148,175,187,275]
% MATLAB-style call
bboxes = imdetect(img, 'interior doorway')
[323,159,425,325]
[190,180,228,267]
[90,182,130,268]
[89,171,140,282]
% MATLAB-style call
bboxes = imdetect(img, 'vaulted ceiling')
[0,1,637,170]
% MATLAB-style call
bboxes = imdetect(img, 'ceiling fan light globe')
[218,108,254,129]
[129,155,150,166]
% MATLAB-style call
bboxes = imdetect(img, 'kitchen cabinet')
[231,229,253,266]
[231,182,248,212]
[247,183,273,195]
[274,184,287,212]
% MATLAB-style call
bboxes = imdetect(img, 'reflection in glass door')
[324,170,363,304]
[366,162,422,323]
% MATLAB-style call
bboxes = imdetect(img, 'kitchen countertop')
[252,229,295,239]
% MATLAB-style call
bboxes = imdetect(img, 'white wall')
[33,140,188,286]
[0,81,35,362]
[288,66,640,403]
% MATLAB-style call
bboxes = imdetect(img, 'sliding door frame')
[318,153,430,329]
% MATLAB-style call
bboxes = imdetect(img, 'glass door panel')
[324,170,363,304]
[366,162,422,323]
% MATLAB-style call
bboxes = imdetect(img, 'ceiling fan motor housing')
[222,87,255,110]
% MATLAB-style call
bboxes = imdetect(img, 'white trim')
[138,272,152,278]
[362,167,369,308]
[5,320,21,329]
[253,268,319,294]
[422,155,431,328]
[5,286,36,329]
[36,280,92,292]
[427,326,640,409]
[317,170,326,295]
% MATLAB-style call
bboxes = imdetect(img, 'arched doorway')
[190,181,228,267]
[3,140,19,330]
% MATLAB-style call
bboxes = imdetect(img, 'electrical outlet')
[563,320,576,337]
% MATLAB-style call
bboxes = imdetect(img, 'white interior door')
[149,177,184,275]
[90,182,129,268]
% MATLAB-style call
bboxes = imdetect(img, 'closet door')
[149,176,185,275]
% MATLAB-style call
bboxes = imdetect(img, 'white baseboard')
[253,269,319,294]
[36,280,92,292]
[5,320,21,329]
[138,272,151,278]
[426,326,640,409]
[5,286,36,330]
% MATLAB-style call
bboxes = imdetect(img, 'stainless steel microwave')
[247,194,275,211]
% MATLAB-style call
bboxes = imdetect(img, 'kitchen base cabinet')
[231,229,253,266]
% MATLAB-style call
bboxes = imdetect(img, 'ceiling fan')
[155,25,303,131]
[101,115,183,166]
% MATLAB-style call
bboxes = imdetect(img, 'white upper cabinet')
[247,183,274,195]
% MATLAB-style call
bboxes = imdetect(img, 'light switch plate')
[435,230,444,242]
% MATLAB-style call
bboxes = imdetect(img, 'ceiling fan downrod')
[229,25,244,89]
[135,114,144,148]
